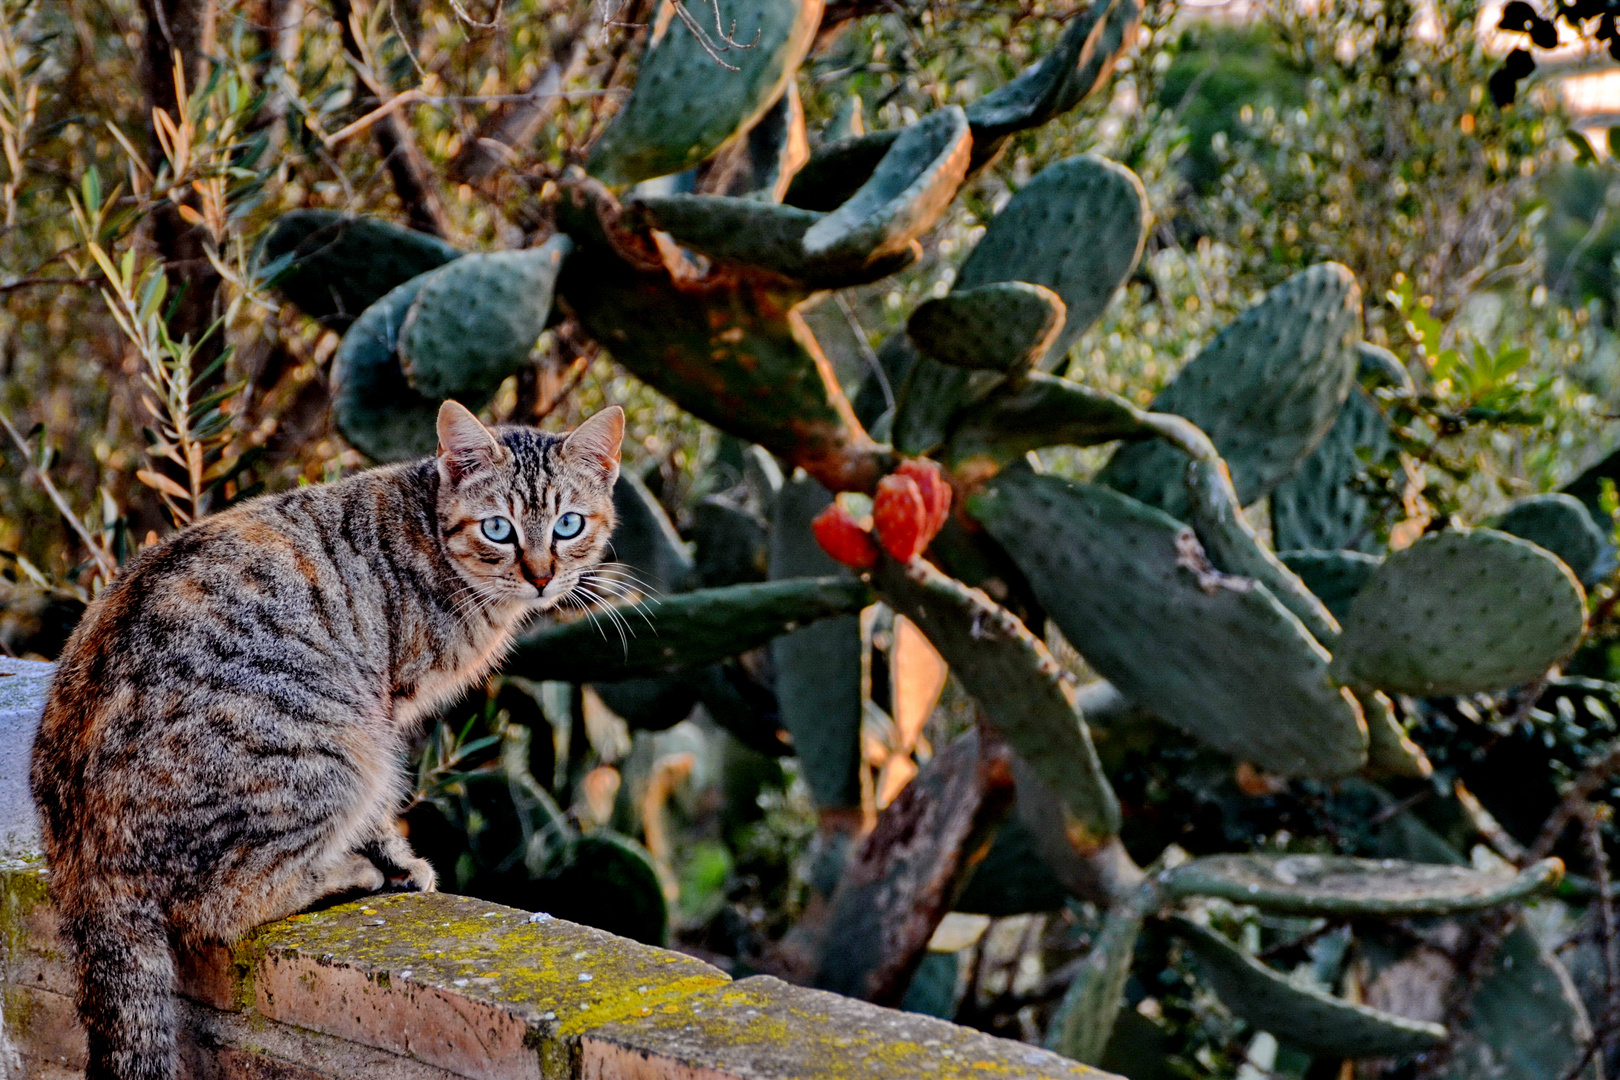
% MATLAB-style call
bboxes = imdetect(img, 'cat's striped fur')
[30,401,623,1080]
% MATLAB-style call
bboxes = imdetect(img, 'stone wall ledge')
[1,858,1115,1080]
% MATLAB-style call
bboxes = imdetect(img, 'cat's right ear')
[437,400,503,484]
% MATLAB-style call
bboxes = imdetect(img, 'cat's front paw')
[388,856,437,893]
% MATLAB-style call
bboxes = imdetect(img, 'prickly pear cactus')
[907,283,1065,374]
[971,469,1368,779]
[257,209,462,330]
[1330,528,1587,696]
[399,239,571,399]
[328,272,450,462]
[253,0,1600,1063]
[1097,263,1363,519]
[892,154,1148,454]
[1492,491,1612,587]
[586,0,823,186]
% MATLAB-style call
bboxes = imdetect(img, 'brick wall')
[0,660,1114,1080]
[1,861,1114,1080]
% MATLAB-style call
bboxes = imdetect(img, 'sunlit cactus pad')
[586,0,822,186]
[892,154,1146,453]
[626,195,918,288]
[941,375,1151,473]
[399,238,571,399]
[1098,263,1362,519]
[964,0,1142,143]
[1162,852,1563,916]
[971,470,1368,778]
[953,154,1148,366]
[1330,528,1588,696]
[801,105,971,265]
[872,554,1119,841]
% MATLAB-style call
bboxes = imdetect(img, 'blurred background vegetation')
[9,0,1620,1072]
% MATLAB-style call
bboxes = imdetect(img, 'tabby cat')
[30,400,624,1080]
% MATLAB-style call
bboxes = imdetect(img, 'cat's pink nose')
[522,566,553,592]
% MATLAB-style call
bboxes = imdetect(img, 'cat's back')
[35,467,428,790]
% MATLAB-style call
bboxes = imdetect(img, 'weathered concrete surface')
[0,659,51,858]
[578,975,1116,1080]
[252,892,729,1080]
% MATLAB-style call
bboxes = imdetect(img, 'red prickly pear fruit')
[812,503,880,570]
[896,458,952,541]
[873,474,929,562]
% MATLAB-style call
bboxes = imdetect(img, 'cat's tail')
[61,891,177,1080]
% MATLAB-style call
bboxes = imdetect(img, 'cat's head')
[433,400,623,614]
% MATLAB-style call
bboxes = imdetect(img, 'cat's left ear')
[437,400,506,483]
[562,406,624,485]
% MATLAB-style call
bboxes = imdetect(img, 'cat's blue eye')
[554,512,585,539]
[481,516,514,543]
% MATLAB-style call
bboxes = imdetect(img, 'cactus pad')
[1330,528,1588,696]
[1045,883,1146,1063]
[257,210,462,330]
[398,238,571,399]
[1356,340,1412,389]
[586,0,821,185]
[1097,263,1362,519]
[626,195,917,287]
[872,554,1121,844]
[733,81,808,201]
[955,154,1148,367]
[801,106,972,265]
[966,0,1142,144]
[1169,916,1448,1057]
[1182,456,1340,645]
[610,471,696,595]
[509,576,871,683]
[891,154,1147,453]
[1358,689,1432,780]
[1163,853,1561,916]
[940,374,1152,476]
[783,129,899,211]
[1270,387,1393,554]
[1278,548,1381,622]
[329,275,465,462]
[693,496,770,586]
[907,283,1065,373]
[1492,492,1611,588]
[770,475,866,810]
[971,470,1368,778]
[558,180,885,493]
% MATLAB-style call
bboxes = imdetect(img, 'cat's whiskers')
[586,564,662,606]
[573,579,641,654]
[580,566,659,630]
[571,584,631,655]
